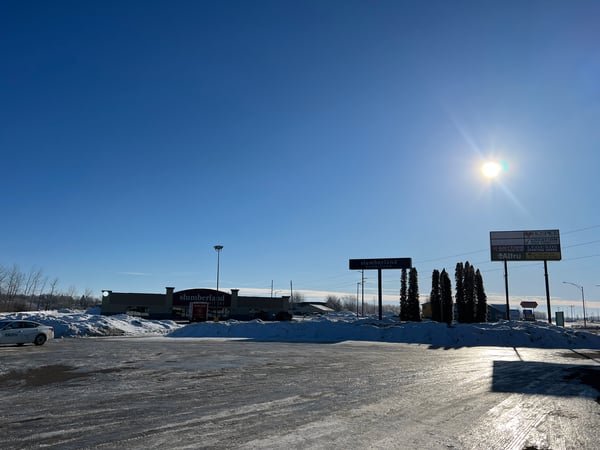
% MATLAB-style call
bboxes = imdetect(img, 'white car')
[0,320,54,346]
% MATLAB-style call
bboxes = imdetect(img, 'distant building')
[228,289,291,321]
[421,302,432,319]
[101,287,175,319]
[101,287,290,321]
[488,304,521,321]
[291,302,335,316]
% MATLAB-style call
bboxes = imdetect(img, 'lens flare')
[482,161,502,178]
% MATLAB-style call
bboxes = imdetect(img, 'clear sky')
[2,1,599,317]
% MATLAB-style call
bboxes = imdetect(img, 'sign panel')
[520,301,538,309]
[349,258,412,270]
[523,309,535,321]
[173,289,231,308]
[490,229,561,261]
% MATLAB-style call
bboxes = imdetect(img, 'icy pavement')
[0,338,598,449]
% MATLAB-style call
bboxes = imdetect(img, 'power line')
[292,225,600,297]
[415,249,488,264]
[414,225,599,269]
[561,224,600,235]
[562,239,600,249]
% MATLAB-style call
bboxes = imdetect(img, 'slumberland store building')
[101,287,290,321]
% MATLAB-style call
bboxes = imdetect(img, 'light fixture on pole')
[214,245,223,292]
[562,281,587,328]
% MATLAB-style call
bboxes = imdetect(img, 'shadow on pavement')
[492,360,600,402]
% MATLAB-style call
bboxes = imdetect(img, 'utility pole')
[569,305,574,322]
[214,245,223,292]
[563,281,587,328]
[361,270,365,316]
[504,260,510,320]
[356,282,360,317]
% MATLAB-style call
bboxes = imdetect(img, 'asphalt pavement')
[0,337,598,449]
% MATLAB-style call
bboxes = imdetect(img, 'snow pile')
[1,309,598,349]
[0,309,180,337]
[168,313,600,349]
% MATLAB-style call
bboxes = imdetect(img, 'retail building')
[101,287,290,321]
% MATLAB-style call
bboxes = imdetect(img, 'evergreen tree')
[455,262,466,322]
[475,269,487,322]
[440,269,453,325]
[430,269,441,322]
[464,261,476,323]
[407,267,421,321]
[399,268,409,321]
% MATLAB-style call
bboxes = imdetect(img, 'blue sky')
[2,1,599,317]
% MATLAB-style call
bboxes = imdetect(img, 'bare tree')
[0,265,6,293]
[36,276,48,310]
[66,285,78,298]
[24,266,44,297]
[325,295,342,311]
[80,288,97,308]
[44,277,60,310]
[5,265,24,305]
[291,291,305,304]
[341,295,357,312]
[49,278,59,296]
[363,298,378,316]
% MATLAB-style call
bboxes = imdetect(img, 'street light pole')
[356,282,360,318]
[563,281,587,328]
[214,245,223,292]
[361,270,365,317]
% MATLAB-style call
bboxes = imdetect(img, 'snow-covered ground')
[0,308,180,338]
[2,309,599,349]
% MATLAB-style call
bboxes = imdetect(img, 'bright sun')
[481,161,502,178]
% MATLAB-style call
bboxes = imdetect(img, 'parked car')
[0,320,54,346]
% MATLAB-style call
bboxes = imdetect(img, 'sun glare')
[482,161,502,178]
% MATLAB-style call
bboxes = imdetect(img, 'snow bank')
[1,310,598,349]
[0,310,180,337]
[168,315,600,349]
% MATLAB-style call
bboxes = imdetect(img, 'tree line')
[324,262,488,324]
[0,264,100,312]
[324,267,421,319]
[324,294,401,316]
[429,261,488,324]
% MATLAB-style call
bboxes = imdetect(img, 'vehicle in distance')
[0,320,54,346]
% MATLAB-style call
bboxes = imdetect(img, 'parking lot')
[1,337,599,449]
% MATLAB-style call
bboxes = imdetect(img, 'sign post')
[544,260,551,324]
[504,260,510,322]
[490,229,561,323]
[349,258,412,320]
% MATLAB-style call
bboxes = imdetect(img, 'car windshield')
[0,321,13,330]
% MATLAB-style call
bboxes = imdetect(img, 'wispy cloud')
[117,271,153,277]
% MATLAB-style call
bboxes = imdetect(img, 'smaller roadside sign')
[349,258,412,270]
[523,309,535,321]
[520,301,538,309]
